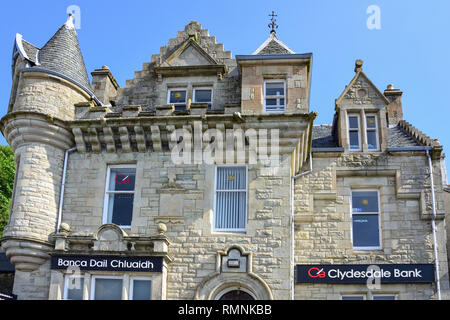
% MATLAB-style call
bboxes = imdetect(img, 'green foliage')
[0,145,15,237]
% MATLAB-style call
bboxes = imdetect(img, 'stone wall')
[12,73,90,121]
[240,64,309,115]
[61,152,294,299]
[293,152,450,300]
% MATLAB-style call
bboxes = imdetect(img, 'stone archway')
[194,245,273,300]
[216,287,256,300]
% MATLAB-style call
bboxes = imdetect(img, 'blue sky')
[0,0,449,179]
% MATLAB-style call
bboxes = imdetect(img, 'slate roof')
[21,39,39,64]
[387,125,420,148]
[312,124,423,149]
[39,19,91,89]
[312,125,338,148]
[13,15,91,90]
[257,39,292,55]
[253,32,295,55]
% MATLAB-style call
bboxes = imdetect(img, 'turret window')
[264,80,286,113]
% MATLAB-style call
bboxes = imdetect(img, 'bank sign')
[51,255,163,273]
[296,264,435,284]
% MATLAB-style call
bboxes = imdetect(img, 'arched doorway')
[218,290,255,301]
[215,287,256,300]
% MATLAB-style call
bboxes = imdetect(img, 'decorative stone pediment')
[336,61,390,108]
[155,39,227,78]
[162,39,217,67]
[93,224,128,251]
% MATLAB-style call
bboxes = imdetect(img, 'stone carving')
[93,224,128,251]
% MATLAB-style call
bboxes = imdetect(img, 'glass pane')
[349,116,359,129]
[280,98,285,106]
[266,99,277,106]
[216,167,246,190]
[352,214,380,247]
[174,105,187,111]
[352,191,379,213]
[66,277,84,300]
[265,82,284,96]
[109,168,136,192]
[342,296,365,300]
[366,116,376,129]
[215,191,246,230]
[349,131,360,149]
[373,295,395,300]
[169,90,186,104]
[367,131,378,150]
[132,280,152,300]
[195,89,212,103]
[108,193,134,226]
[94,278,122,300]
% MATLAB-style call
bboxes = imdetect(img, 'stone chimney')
[384,84,403,126]
[91,65,119,105]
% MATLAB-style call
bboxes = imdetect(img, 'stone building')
[1,15,449,300]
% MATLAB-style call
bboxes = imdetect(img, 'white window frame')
[102,164,136,228]
[129,276,153,300]
[193,87,213,108]
[90,275,124,300]
[365,114,379,151]
[63,274,85,300]
[213,165,248,233]
[351,189,382,251]
[264,79,286,113]
[340,294,366,300]
[167,88,188,110]
[348,114,362,151]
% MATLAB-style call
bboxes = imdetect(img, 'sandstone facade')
[1,16,449,300]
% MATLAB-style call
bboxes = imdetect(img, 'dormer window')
[168,88,187,110]
[348,115,361,151]
[366,115,379,150]
[193,87,213,109]
[264,80,286,113]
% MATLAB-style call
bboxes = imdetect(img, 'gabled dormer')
[236,30,312,115]
[334,60,390,153]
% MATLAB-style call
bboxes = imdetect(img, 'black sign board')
[296,264,435,284]
[51,255,163,273]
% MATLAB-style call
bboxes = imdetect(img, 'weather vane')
[268,11,278,34]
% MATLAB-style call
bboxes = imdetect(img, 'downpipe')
[290,153,313,300]
[426,149,441,300]
[56,147,77,234]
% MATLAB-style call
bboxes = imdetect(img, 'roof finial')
[354,59,363,73]
[65,13,75,30]
[268,11,278,34]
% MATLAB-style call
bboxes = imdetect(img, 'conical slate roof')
[38,15,91,89]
